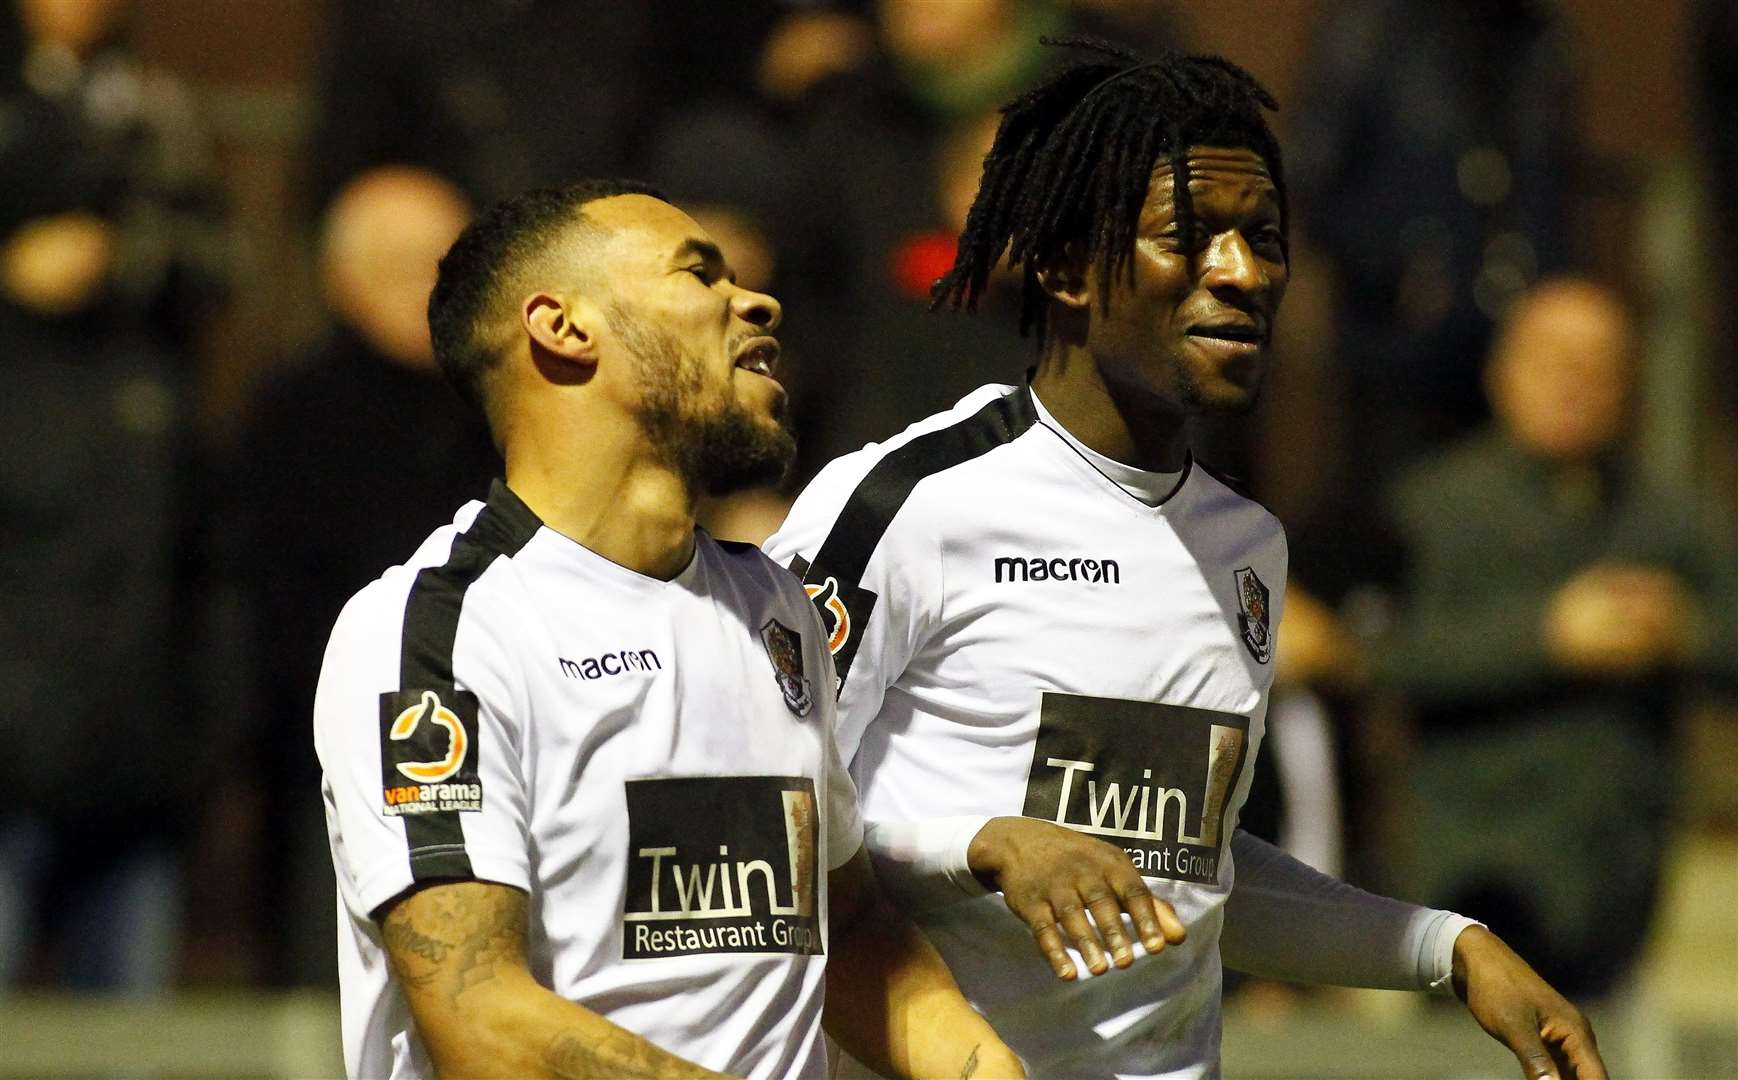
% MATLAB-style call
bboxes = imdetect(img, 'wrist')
[864,816,993,907]
[965,816,1018,891]
[1449,923,1499,1002]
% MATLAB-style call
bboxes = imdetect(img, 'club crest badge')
[1233,567,1272,664]
[760,618,814,718]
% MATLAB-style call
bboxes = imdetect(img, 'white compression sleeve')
[1220,830,1480,995]
[862,816,994,912]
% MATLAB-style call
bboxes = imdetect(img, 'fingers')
[1053,892,1111,975]
[1112,878,1187,956]
[1080,887,1137,968]
[989,821,1189,981]
[1507,1027,1561,1080]
[1506,1006,1607,1080]
[1017,902,1078,981]
[1543,1012,1606,1080]
[1153,895,1188,945]
[1022,885,1186,981]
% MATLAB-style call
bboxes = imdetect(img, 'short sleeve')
[765,454,938,766]
[315,577,533,919]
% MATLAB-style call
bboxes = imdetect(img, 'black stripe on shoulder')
[797,387,1036,691]
[812,387,1036,588]
[400,481,538,689]
[392,480,539,882]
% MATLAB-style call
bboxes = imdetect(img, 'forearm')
[825,891,1014,1079]
[383,882,726,1079]
[427,970,727,1080]
[1219,831,1475,992]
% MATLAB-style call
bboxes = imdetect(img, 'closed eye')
[689,265,741,286]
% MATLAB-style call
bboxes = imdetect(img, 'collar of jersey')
[485,479,705,591]
[1026,384,1193,509]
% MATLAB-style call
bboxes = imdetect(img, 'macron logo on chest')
[993,555,1122,585]
[559,648,663,681]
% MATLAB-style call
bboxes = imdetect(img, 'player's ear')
[1036,242,1091,311]
[523,291,601,369]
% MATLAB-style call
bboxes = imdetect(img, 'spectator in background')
[781,1,1136,479]
[0,0,225,992]
[233,166,496,986]
[1376,279,1738,996]
[1288,0,1579,487]
[308,0,781,208]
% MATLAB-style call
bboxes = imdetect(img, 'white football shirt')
[317,480,862,1080]
[766,383,1286,1078]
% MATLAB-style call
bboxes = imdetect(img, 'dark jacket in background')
[1375,429,1738,995]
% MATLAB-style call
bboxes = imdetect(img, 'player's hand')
[1451,925,1606,1080]
[967,816,1186,981]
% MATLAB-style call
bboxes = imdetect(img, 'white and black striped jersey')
[316,480,863,1080]
[765,383,1287,1079]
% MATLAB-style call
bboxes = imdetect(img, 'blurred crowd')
[1,0,1734,1008]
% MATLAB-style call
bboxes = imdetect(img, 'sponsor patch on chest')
[1022,693,1250,885]
[621,776,823,959]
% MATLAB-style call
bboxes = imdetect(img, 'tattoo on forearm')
[381,882,529,1003]
[385,885,711,1077]
[541,1029,712,1080]
[961,1043,980,1079]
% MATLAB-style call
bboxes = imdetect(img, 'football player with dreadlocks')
[766,39,1604,1079]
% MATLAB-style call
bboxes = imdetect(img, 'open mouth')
[733,337,781,377]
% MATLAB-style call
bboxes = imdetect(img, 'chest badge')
[760,618,814,718]
[1234,566,1273,664]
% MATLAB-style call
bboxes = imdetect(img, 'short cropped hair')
[427,178,665,414]
[933,38,1284,343]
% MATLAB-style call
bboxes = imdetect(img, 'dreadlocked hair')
[932,36,1285,342]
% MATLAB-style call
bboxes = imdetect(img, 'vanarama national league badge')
[760,618,814,717]
[1233,567,1272,664]
[379,688,484,815]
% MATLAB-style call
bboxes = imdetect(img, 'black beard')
[611,303,796,496]
[1174,373,1262,416]
[646,387,796,497]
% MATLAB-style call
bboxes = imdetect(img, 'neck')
[504,408,697,581]
[1032,340,1189,473]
